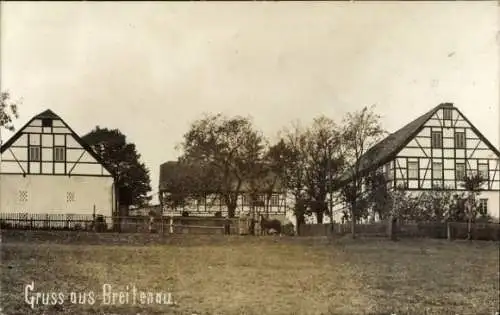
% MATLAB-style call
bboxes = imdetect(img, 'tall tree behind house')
[83,127,152,208]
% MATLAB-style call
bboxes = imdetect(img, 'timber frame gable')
[0,109,115,178]
[338,103,500,192]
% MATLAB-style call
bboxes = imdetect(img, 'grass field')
[1,235,499,315]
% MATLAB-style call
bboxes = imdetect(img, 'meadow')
[1,234,499,315]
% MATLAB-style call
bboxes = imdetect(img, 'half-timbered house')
[0,109,116,217]
[159,161,287,218]
[334,103,500,221]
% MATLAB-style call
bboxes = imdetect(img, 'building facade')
[158,161,288,219]
[0,109,116,217]
[332,103,500,222]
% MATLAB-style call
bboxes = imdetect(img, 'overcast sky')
[1,1,499,203]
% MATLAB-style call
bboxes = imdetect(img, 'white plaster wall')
[475,190,499,220]
[0,174,114,216]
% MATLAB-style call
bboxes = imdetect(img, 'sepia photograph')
[0,1,499,314]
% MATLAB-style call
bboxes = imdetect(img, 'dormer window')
[42,118,53,127]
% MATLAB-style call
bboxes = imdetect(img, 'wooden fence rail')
[298,221,500,241]
[0,213,251,235]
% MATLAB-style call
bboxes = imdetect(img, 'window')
[455,163,465,181]
[443,108,453,120]
[42,118,53,127]
[242,194,250,206]
[454,132,465,149]
[270,194,280,207]
[408,161,418,179]
[467,169,478,178]
[432,162,443,179]
[253,194,265,206]
[19,190,28,202]
[66,192,75,203]
[478,164,488,180]
[478,199,488,216]
[54,146,65,162]
[29,146,41,161]
[431,131,443,148]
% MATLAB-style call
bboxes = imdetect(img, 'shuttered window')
[431,131,442,148]
[454,132,465,149]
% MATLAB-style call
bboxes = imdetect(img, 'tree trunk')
[228,205,237,218]
[328,210,335,235]
[296,214,305,236]
[350,215,356,238]
[317,212,324,224]
[467,217,472,241]
[350,200,357,239]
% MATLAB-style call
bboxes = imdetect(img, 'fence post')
[447,222,452,241]
[387,215,398,241]
[169,216,173,234]
[92,205,96,232]
[160,217,164,236]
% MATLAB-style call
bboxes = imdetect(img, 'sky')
[1,1,499,204]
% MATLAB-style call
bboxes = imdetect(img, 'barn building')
[159,161,288,219]
[0,109,116,218]
[332,102,500,222]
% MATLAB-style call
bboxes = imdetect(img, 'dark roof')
[35,109,59,119]
[0,109,115,177]
[338,102,500,185]
[159,160,283,193]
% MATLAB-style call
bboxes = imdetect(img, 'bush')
[181,211,190,217]
[282,223,295,236]
[0,220,13,229]
[214,211,222,218]
[94,215,107,232]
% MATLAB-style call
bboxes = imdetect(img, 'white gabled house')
[333,103,500,222]
[0,109,117,218]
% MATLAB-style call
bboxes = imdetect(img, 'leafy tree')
[364,170,392,221]
[0,91,20,132]
[82,127,152,208]
[179,113,265,218]
[261,140,288,215]
[302,116,344,224]
[340,105,385,238]
[160,161,207,212]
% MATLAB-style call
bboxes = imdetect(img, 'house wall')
[372,106,500,220]
[160,191,287,217]
[0,174,115,216]
[1,120,111,177]
[392,107,499,191]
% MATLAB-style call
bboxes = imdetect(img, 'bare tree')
[340,105,385,238]
[180,113,265,218]
[278,122,310,233]
[303,116,344,225]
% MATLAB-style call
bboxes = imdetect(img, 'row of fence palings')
[0,213,252,234]
[1,213,499,240]
[298,221,500,241]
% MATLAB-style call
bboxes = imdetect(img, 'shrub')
[282,223,295,236]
